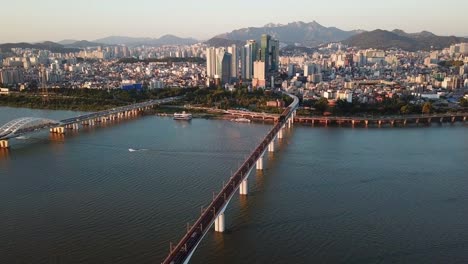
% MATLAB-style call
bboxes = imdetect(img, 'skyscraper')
[241,40,257,80]
[260,34,271,73]
[216,48,232,85]
[227,45,238,79]
[206,47,216,78]
[259,34,280,75]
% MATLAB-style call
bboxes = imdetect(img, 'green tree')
[460,97,468,107]
[314,97,329,113]
[422,102,432,114]
[400,105,410,115]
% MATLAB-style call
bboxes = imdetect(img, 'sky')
[2,0,468,43]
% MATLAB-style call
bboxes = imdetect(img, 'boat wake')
[129,148,148,152]
[16,136,29,140]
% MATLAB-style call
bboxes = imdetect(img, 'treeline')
[301,96,463,116]
[117,57,205,64]
[438,60,464,68]
[183,88,292,113]
[0,88,191,111]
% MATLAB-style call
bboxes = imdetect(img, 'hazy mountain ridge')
[204,38,245,48]
[343,29,468,51]
[0,42,80,53]
[94,35,198,46]
[215,21,363,46]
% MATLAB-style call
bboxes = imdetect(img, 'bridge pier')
[390,120,395,127]
[239,179,248,196]
[66,123,79,130]
[440,117,444,123]
[0,140,9,148]
[365,120,369,127]
[214,213,225,232]
[268,140,275,152]
[464,116,467,122]
[256,154,264,170]
[428,118,432,124]
[403,119,407,126]
[278,129,283,139]
[50,127,65,134]
[452,117,456,123]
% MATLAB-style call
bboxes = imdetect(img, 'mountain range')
[1,21,466,53]
[214,21,363,46]
[343,29,468,51]
[93,35,198,46]
[0,41,81,53]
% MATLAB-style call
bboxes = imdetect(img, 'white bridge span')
[0,117,60,139]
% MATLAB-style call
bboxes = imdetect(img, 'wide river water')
[1,106,467,264]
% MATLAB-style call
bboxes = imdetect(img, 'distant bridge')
[0,96,181,148]
[295,113,468,126]
[161,92,299,264]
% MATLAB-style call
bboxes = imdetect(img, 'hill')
[94,35,198,46]
[204,38,245,48]
[64,40,104,48]
[215,21,362,46]
[0,42,80,53]
[343,29,468,51]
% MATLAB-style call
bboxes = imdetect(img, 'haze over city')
[1,1,468,264]
[2,0,468,43]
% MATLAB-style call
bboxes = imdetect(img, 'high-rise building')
[227,45,238,79]
[252,60,266,88]
[241,40,257,80]
[260,34,271,73]
[216,48,232,85]
[304,63,320,77]
[206,47,216,78]
[259,34,280,75]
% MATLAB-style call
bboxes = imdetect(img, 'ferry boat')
[231,118,251,123]
[173,111,192,120]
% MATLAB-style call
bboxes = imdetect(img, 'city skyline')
[2,0,468,43]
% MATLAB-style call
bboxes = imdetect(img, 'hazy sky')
[2,0,468,43]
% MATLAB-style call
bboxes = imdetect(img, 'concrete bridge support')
[256,154,264,170]
[365,120,369,127]
[464,116,467,122]
[50,127,65,134]
[278,129,283,139]
[0,140,9,148]
[214,213,225,232]
[239,179,248,196]
[268,140,275,152]
[451,117,456,123]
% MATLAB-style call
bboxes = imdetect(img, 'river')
[1,106,467,264]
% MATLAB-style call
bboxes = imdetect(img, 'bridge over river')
[0,96,180,148]
[161,92,299,264]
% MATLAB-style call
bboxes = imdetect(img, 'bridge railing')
[162,92,298,264]
[60,96,181,124]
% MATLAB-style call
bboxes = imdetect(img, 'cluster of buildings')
[278,43,468,106]
[1,35,467,110]
[205,34,279,88]
[0,45,207,90]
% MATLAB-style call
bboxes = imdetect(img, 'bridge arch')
[0,117,60,138]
